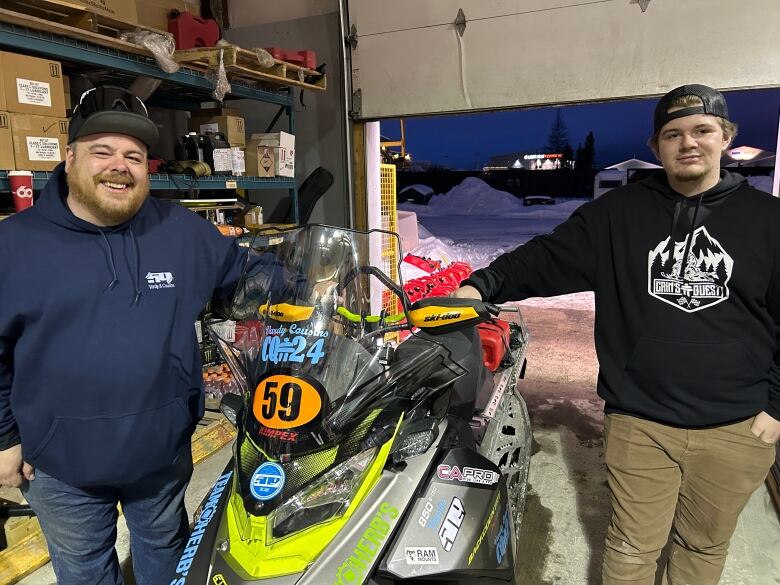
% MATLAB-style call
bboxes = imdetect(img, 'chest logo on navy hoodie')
[145,271,175,290]
[647,226,733,313]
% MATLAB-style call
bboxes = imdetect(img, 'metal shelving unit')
[0,16,300,221]
[0,171,295,192]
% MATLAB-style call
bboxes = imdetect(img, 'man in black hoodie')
[455,85,780,584]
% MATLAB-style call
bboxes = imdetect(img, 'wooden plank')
[4,0,155,37]
[0,7,155,58]
[0,416,236,584]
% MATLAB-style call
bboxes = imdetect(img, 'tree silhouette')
[714,258,728,285]
[546,109,570,154]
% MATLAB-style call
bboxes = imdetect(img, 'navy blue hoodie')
[0,163,247,487]
[465,171,780,427]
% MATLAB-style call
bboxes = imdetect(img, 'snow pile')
[747,174,775,195]
[398,177,595,311]
[402,177,525,217]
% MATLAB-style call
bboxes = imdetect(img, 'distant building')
[488,151,564,171]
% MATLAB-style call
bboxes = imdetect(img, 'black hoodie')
[465,171,780,426]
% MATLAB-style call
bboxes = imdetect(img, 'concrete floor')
[22,305,780,584]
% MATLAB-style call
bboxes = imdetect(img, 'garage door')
[347,0,780,119]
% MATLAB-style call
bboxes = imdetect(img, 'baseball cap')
[68,86,159,148]
[653,84,730,133]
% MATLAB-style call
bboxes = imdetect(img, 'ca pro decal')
[249,461,285,501]
[438,496,465,552]
[168,471,232,584]
[437,464,499,486]
[252,373,324,430]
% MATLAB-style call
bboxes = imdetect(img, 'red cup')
[8,171,34,212]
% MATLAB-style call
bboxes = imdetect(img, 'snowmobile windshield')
[209,225,465,485]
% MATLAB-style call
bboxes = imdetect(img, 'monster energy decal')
[647,226,733,313]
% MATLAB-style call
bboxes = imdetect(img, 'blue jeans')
[23,449,192,585]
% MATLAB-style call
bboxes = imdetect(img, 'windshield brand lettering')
[258,426,298,442]
[468,492,500,565]
[169,471,232,584]
[423,311,461,322]
[437,464,499,485]
[333,502,399,585]
[289,323,329,338]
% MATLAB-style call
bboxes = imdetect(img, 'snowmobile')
[170,224,532,585]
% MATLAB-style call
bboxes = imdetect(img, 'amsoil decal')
[647,226,733,313]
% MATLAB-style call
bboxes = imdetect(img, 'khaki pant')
[602,413,776,585]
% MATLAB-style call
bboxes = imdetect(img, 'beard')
[66,165,149,226]
[671,167,709,183]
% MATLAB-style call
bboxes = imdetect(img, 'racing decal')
[405,547,439,565]
[249,462,285,501]
[253,374,323,429]
[468,492,500,565]
[258,426,299,442]
[437,464,499,486]
[212,575,228,585]
[259,302,315,322]
[408,305,480,328]
[334,502,399,585]
[494,508,511,564]
[647,226,733,313]
[169,471,232,584]
[261,334,326,365]
[438,497,465,552]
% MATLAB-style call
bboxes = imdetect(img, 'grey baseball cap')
[68,86,159,148]
[653,84,730,133]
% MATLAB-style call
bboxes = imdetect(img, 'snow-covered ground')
[399,177,595,311]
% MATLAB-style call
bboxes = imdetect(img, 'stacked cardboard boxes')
[246,132,295,178]
[0,52,68,171]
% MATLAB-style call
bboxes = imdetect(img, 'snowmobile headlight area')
[269,447,378,539]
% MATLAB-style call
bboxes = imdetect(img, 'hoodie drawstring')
[676,193,704,285]
[128,225,142,305]
[99,230,120,290]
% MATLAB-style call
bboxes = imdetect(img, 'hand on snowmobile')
[450,285,482,300]
[0,444,35,487]
[750,411,780,444]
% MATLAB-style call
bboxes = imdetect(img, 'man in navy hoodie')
[0,86,249,584]
[455,85,780,584]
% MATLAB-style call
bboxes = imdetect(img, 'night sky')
[380,88,780,170]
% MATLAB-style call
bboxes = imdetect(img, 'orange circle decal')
[252,375,322,429]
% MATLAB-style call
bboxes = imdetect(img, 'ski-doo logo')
[146,271,175,289]
[423,311,461,322]
[437,464,499,486]
[333,502,399,585]
[647,226,733,313]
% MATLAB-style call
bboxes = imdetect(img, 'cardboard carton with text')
[10,114,68,172]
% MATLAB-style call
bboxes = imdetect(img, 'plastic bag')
[252,48,275,69]
[205,46,232,101]
[119,30,179,74]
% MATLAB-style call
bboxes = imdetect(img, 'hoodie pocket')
[28,399,192,487]
[625,337,762,396]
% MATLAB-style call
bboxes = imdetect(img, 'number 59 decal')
[253,374,323,429]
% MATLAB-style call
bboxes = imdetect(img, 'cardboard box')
[135,0,201,31]
[246,143,276,178]
[10,114,68,172]
[0,113,14,171]
[0,52,66,117]
[189,114,245,147]
[70,0,138,24]
[247,132,295,178]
